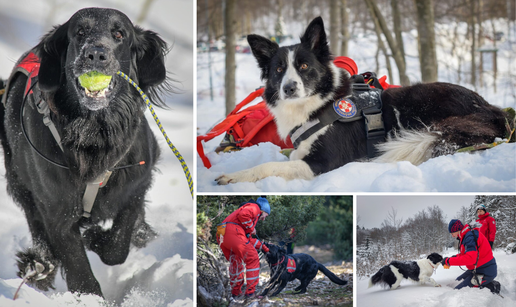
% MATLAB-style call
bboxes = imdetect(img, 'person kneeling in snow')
[442,219,500,294]
[216,197,270,299]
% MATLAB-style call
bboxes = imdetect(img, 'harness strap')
[271,255,285,267]
[288,83,384,158]
[82,171,113,218]
[31,86,64,152]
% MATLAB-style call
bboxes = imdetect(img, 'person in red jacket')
[442,219,498,292]
[216,197,270,298]
[475,204,497,249]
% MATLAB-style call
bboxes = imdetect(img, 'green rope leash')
[116,71,193,198]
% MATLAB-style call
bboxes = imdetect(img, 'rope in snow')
[117,71,193,198]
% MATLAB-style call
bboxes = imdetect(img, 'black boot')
[480,280,501,294]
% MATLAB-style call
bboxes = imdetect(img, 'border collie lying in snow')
[215,16,509,185]
[369,253,443,289]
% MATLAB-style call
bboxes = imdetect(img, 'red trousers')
[218,224,260,296]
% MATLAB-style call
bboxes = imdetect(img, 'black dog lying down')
[261,244,348,296]
[0,8,169,296]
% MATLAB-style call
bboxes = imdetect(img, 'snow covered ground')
[357,249,516,307]
[0,1,193,306]
[197,21,516,192]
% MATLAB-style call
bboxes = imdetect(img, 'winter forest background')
[356,195,516,278]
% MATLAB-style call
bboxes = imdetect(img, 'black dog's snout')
[283,81,298,97]
[85,46,108,66]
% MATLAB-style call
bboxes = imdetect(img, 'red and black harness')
[271,255,297,273]
[288,73,385,158]
[2,52,139,219]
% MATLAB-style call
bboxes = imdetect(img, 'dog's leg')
[44,217,103,296]
[423,276,441,287]
[270,279,289,296]
[9,182,59,291]
[83,197,145,265]
[216,160,314,185]
[293,280,309,294]
[389,265,403,290]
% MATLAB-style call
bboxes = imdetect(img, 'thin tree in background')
[469,0,477,87]
[414,0,438,82]
[340,0,350,56]
[364,0,410,86]
[224,0,237,115]
[366,1,394,84]
[330,0,340,54]
[391,0,405,67]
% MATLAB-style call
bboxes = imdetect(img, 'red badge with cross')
[334,98,357,118]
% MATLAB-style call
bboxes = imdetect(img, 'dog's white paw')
[215,170,259,185]
[215,174,234,185]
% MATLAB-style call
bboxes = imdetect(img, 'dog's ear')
[36,23,69,92]
[300,16,331,62]
[133,27,167,88]
[247,34,279,80]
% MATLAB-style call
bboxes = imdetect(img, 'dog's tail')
[317,263,348,285]
[368,266,385,288]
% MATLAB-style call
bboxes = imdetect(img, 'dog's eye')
[300,63,308,70]
[114,31,123,40]
[276,67,283,73]
[77,29,85,36]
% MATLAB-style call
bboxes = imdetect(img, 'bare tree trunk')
[364,0,410,86]
[391,0,405,67]
[368,3,394,83]
[340,0,350,56]
[414,0,438,83]
[469,0,477,87]
[225,0,237,115]
[330,0,340,54]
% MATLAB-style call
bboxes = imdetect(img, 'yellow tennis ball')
[78,71,112,92]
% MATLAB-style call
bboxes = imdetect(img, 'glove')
[489,241,493,249]
[441,257,450,269]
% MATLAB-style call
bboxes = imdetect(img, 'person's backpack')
[196,57,398,168]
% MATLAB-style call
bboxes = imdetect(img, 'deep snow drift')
[358,250,516,307]
[0,0,193,306]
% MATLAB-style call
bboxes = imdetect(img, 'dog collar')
[288,82,385,158]
[271,256,285,267]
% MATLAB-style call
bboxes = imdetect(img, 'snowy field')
[197,20,516,192]
[357,249,516,307]
[0,1,193,306]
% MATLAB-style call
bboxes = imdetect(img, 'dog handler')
[442,219,498,292]
[475,204,497,249]
[216,197,270,298]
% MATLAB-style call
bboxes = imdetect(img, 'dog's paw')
[215,174,233,185]
[16,248,57,291]
[131,221,158,248]
[215,170,260,185]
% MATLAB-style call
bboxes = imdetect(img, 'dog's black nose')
[283,81,298,97]
[85,46,108,66]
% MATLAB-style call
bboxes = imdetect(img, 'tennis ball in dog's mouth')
[78,71,112,92]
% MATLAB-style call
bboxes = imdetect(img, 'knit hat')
[448,219,464,233]
[476,204,487,212]
[257,197,270,215]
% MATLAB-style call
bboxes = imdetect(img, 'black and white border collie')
[215,16,509,185]
[369,253,443,290]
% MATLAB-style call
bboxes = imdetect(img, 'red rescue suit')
[476,212,496,244]
[217,203,269,296]
[445,225,494,269]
